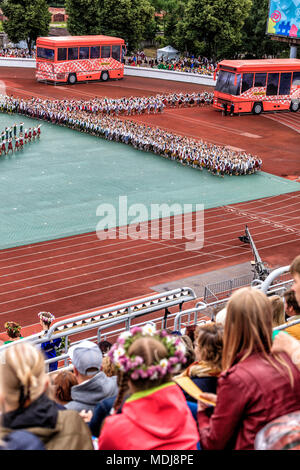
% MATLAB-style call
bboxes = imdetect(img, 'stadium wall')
[0,58,217,86]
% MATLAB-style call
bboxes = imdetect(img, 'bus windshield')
[37,47,55,61]
[215,70,241,96]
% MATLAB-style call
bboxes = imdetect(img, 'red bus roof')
[218,59,300,72]
[37,35,125,47]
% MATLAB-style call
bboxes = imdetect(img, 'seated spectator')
[215,306,227,325]
[98,339,112,356]
[81,370,130,438]
[38,311,61,372]
[101,355,117,377]
[291,254,300,306]
[179,335,195,369]
[66,340,118,413]
[283,289,300,340]
[4,321,23,344]
[52,370,78,407]
[197,287,300,450]
[98,323,199,450]
[269,295,285,327]
[0,342,93,450]
[176,323,223,403]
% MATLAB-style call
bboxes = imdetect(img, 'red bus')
[36,35,126,84]
[213,59,300,115]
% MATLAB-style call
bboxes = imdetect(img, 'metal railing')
[203,274,254,302]
[0,264,295,372]
[0,287,196,368]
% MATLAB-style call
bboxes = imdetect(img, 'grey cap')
[69,340,102,376]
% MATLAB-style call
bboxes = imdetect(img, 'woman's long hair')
[222,287,294,385]
[0,342,47,412]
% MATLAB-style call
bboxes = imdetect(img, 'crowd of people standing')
[0,93,262,176]
[126,52,218,76]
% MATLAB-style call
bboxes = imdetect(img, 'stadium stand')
[0,255,299,450]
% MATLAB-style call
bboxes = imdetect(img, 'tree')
[174,0,252,59]
[98,0,155,52]
[65,0,102,35]
[0,0,51,54]
[65,0,155,52]
[239,0,287,58]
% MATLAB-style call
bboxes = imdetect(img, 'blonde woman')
[0,342,93,450]
[269,295,285,327]
[197,287,300,450]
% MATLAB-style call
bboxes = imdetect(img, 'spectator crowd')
[0,254,299,450]
[0,47,35,59]
[126,52,217,76]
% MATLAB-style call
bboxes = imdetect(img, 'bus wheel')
[252,102,263,115]
[101,71,109,82]
[290,100,300,112]
[68,73,77,85]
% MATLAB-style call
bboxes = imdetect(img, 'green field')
[0,113,299,249]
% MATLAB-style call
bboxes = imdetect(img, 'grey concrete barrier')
[0,57,216,86]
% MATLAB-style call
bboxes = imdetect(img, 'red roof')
[219,59,300,71]
[37,35,125,47]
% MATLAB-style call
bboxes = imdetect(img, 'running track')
[0,69,299,332]
[0,191,299,329]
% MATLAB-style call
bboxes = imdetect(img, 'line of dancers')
[0,122,41,156]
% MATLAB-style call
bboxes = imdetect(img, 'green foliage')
[174,0,252,59]
[65,0,155,52]
[65,0,101,35]
[0,0,51,53]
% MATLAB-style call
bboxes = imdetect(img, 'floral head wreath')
[108,323,187,381]
[38,311,55,324]
[5,321,21,335]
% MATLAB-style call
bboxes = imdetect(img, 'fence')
[203,268,293,303]
[0,265,295,371]
[203,274,254,302]
[0,287,196,369]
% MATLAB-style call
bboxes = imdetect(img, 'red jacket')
[198,352,300,450]
[98,382,199,450]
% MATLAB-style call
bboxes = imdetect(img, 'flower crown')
[5,321,21,334]
[38,311,55,324]
[108,323,186,381]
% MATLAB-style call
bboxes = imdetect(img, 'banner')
[267,0,300,38]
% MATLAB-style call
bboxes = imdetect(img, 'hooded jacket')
[0,393,93,450]
[98,382,199,450]
[65,371,118,412]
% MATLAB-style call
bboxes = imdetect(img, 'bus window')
[90,46,100,59]
[254,73,266,87]
[121,45,126,63]
[79,47,89,59]
[101,46,111,58]
[292,71,300,86]
[266,73,279,96]
[57,48,67,61]
[241,73,254,94]
[279,72,291,95]
[68,47,79,60]
[37,47,54,61]
[112,45,120,61]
